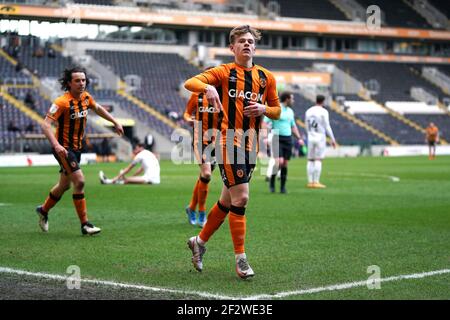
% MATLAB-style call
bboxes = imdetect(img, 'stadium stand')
[73,0,115,5]
[0,51,33,85]
[6,88,47,117]
[92,89,175,137]
[406,114,450,138]
[344,100,449,143]
[331,60,444,103]
[355,113,424,144]
[334,94,365,101]
[8,36,73,78]
[1,37,178,148]
[292,93,387,145]
[87,50,199,116]
[0,97,40,134]
[356,0,432,29]
[429,0,449,18]
[437,64,450,77]
[327,110,389,145]
[218,56,448,102]
[260,0,349,20]
[0,95,43,153]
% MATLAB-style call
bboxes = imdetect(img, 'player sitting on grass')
[99,143,160,185]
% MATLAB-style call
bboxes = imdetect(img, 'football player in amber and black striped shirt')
[183,91,220,228]
[185,25,281,279]
[36,66,123,235]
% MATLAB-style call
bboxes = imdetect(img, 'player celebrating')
[36,66,124,235]
[305,95,336,189]
[425,122,439,160]
[99,143,160,185]
[183,89,219,227]
[184,25,280,279]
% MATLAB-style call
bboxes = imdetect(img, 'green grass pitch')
[0,156,449,299]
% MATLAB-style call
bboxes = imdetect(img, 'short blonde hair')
[229,25,262,44]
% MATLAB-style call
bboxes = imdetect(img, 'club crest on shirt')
[84,96,90,107]
[49,104,59,115]
[259,78,267,88]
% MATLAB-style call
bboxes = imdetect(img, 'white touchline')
[1,266,449,300]
[244,269,450,300]
[0,267,235,300]
[329,172,400,182]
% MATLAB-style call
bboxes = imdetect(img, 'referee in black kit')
[263,91,303,194]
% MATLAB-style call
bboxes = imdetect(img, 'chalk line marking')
[244,269,450,300]
[329,171,400,182]
[1,266,448,300]
[0,266,234,300]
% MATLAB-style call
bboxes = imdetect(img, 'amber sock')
[42,192,61,214]
[188,179,200,211]
[228,206,246,254]
[72,193,88,224]
[197,176,210,212]
[198,201,229,243]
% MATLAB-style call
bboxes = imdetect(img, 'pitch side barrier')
[0,153,97,167]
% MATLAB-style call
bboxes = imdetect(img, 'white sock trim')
[197,236,206,246]
[307,161,314,183]
[314,160,322,183]
[235,253,246,261]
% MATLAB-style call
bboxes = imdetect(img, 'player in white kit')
[99,143,160,185]
[305,95,336,189]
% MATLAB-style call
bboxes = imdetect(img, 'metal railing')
[410,87,438,105]
[422,67,450,94]
[408,0,448,30]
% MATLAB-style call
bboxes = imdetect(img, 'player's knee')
[220,198,232,208]
[201,172,211,180]
[73,180,85,191]
[234,194,249,207]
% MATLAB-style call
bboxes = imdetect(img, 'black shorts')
[273,135,293,161]
[217,146,255,188]
[52,148,81,175]
[428,141,436,147]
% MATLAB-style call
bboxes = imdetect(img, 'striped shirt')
[184,92,220,145]
[195,62,279,151]
[46,91,96,151]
